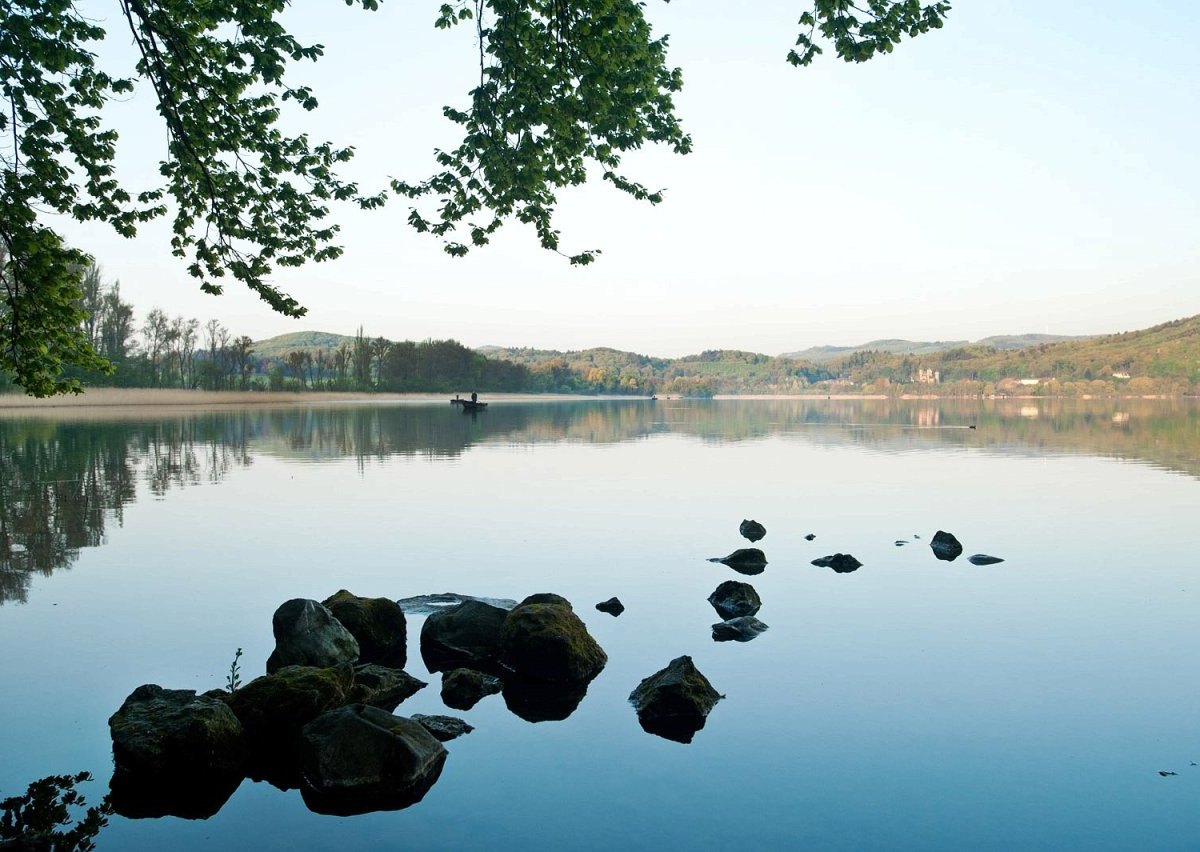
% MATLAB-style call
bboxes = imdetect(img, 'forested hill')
[783,333,1082,364]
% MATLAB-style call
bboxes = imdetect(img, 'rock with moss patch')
[349,664,426,711]
[299,705,447,816]
[629,656,722,744]
[499,599,607,684]
[440,668,502,711]
[323,590,407,669]
[230,664,353,750]
[266,598,359,674]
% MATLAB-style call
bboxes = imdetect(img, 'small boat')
[451,397,464,405]
[460,400,488,411]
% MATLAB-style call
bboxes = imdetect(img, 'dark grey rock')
[595,597,625,616]
[265,598,359,674]
[323,590,407,669]
[811,553,862,573]
[968,554,1005,565]
[707,580,761,619]
[349,664,426,711]
[804,533,816,541]
[894,540,908,546]
[499,598,607,683]
[629,656,722,744]
[411,714,474,742]
[396,593,517,616]
[299,705,446,816]
[738,519,766,542]
[711,616,769,642]
[931,530,963,562]
[708,548,767,575]
[440,668,502,711]
[419,599,510,672]
[109,684,246,781]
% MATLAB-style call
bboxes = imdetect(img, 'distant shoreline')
[0,387,1193,412]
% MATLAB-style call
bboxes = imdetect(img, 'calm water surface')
[1,398,1197,850]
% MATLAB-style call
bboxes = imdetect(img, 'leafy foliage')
[0,771,111,851]
[2,0,949,395]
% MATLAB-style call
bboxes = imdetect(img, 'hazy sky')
[56,1,1200,356]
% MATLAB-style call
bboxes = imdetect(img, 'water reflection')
[2,398,1197,603]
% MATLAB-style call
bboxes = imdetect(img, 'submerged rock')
[266,598,360,674]
[708,548,768,575]
[894,540,908,546]
[499,598,607,684]
[711,616,769,642]
[299,705,447,816]
[440,668,502,711]
[811,553,862,573]
[629,656,722,744]
[738,519,766,542]
[410,714,474,742]
[396,593,518,616]
[419,599,510,672]
[108,684,246,818]
[930,530,963,562]
[323,590,407,669]
[595,597,625,616]
[968,554,1005,566]
[349,664,426,711]
[707,580,762,620]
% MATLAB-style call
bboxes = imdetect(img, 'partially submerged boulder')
[323,590,407,669]
[811,553,862,573]
[629,656,722,744]
[266,599,359,674]
[595,597,625,616]
[738,519,766,542]
[711,616,769,643]
[411,714,474,742]
[299,705,447,816]
[108,685,246,819]
[349,664,426,711]
[707,580,761,619]
[708,548,767,576]
[230,664,354,749]
[499,599,607,684]
[419,599,510,672]
[440,668,502,711]
[968,553,1005,565]
[930,530,963,562]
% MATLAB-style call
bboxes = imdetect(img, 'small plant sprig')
[225,647,243,693]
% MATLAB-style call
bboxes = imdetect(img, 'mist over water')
[1,399,1197,850]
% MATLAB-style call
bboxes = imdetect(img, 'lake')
[1,397,1197,850]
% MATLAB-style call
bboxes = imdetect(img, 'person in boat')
[470,391,478,403]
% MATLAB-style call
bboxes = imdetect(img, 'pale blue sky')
[58,1,1200,355]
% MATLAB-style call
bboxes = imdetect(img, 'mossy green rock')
[323,590,407,669]
[499,601,607,684]
[109,684,245,778]
[629,656,721,743]
[229,664,353,746]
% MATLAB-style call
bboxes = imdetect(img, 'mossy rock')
[230,664,354,746]
[323,590,407,669]
[499,601,607,684]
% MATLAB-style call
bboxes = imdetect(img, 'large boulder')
[738,519,766,542]
[229,664,354,754]
[299,705,447,816]
[440,668,501,711]
[629,656,722,744]
[265,599,359,674]
[930,530,963,562]
[419,599,510,672]
[707,580,761,619]
[707,548,767,575]
[349,664,426,711]
[323,590,407,669]
[811,553,862,573]
[108,685,245,819]
[711,616,769,643]
[499,599,607,684]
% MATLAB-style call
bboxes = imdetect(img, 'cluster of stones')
[703,519,771,642]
